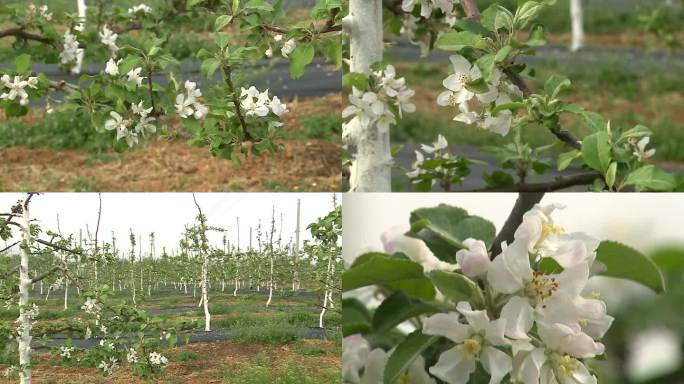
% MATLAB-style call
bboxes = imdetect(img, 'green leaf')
[580,111,608,131]
[476,53,496,82]
[617,124,652,144]
[4,102,28,117]
[14,54,31,74]
[118,55,141,75]
[581,131,612,173]
[623,165,676,191]
[372,291,441,334]
[289,43,315,80]
[244,0,274,11]
[342,253,426,292]
[464,78,490,94]
[214,32,230,49]
[342,298,372,336]
[343,72,369,91]
[408,204,496,262]
[538,257,563,274]
[483,171,515,188]
[214,15,233,31]
[435,31,484,51]
[490,102,525,116]
[494,45,512,63]
[595,241,665,293]
[201,58,221,77]
[383,331,439,384]
[544,75,571,98]
[557,149,580,171]
[605,162,617,189]
[651,247,684,275]
[428,270,483,306]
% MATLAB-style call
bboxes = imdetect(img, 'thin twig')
[0,27,55,45]
[222,65,253,141]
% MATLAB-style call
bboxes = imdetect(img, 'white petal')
[456,301,490,333]
[481,346,512,384]
[499,296,534,340]
[429,347,477,384]
[423,313,469,343]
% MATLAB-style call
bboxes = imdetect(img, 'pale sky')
[0,193,339,258]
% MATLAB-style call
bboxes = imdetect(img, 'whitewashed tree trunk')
[266,255,274,307]
[570,0,584,52]
[75,0,87,73]
[319,252,334,329]
[19,200,32,384]
[201,252,210,331]
[343,0,390,191]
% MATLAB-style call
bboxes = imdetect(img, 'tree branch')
[0,27,55,45]
[460,0,481,20]
[222,65,253,141]
[471,171,601,192]
[0,241,19,254]
[31,265,62,284]
[490,192,545,257]
[551,128,581,150]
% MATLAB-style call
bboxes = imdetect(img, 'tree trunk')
[344,0,390,191]
[75,0,86,73]
[202,253,211,331]
[570,0,584,52]
[19,199,32,384]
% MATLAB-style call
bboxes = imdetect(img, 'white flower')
[99,340,114,350]
[375,65,406,98]
[269,96,289,116]
[126,67,145,86]
[273,34,283,42]
[59,346,74,359]
[343,334,435,384]
[438,54,481,106]
[98,357,119,375]
[516,322,603,384]
[420,134,448,154]
[401,0,454,19]
[281,39,296,58]
[482,109,512,136]
[423,302,512,384]
[128,4,152,14]
[81,297,102,315]
[193,102,208,119]
[149,352,168,366]
[84,326,92,340]
[342,91,385,128]
[100,324,108,335]
[633,136,656,162]
[175,93,195,118]
[265,47,273,58]
[396,87,416,115]
[104,112,128,132]
[105,58,120,76]
[127,348,139,363]
[99,25,119,55]
[118,126,139,147]
[0,75,30,105]
[59,30,84,74]
[455,238,490,277]
[240,86,270,117]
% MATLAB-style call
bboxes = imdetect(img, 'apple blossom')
[281,39,297,58]
[455,238,490,277]
[126,67,145,86]
[99,25,119,56]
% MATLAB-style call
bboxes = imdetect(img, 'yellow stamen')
[591,291,601,300]
[458,338,482,360]
[579,319,588,328]
[557,355,579,376]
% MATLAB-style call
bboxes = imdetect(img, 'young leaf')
[428,270,483,306]
[372,291,441,334]
[623,165,676,191]
[435,31,484,51]
[201,58,221,77]
[544,75,571,98]
[557,149,580,171]
[214,15,233,31]
[14,54,31,74]
[289,43,315,79]
[342,298,372,336]
[342,253,426,292]
[595,241,665,293]
[605,161,617,189]
[383,331,439,384]
[581,131,611,173]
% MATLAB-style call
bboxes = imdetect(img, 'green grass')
[176,350,199,362]
[222,358,340,384]
[230,324,301,344]
[284,115,342,142]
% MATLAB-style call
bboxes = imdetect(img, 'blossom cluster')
[343,65,415,135]
[399,2,459,55]
[628,136,656,162]
[59,30,84,74]
[104,58,146,87]
[175,80,208,120]
[239,86,289,128]
[406,134,470,189]
[345,203,613,384]
[104,101,156,147]
[98,356,119,375]
[59,345,75,359]
[99,25,119,57]
[81,297,102,316]
[149,352,168,366]
[0,75,38,106]
[127,348,138,363]
[128,4,152,15]
[27,3,53,21]
[437,54,522,136]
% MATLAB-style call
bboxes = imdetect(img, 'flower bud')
[455,238,490,277]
